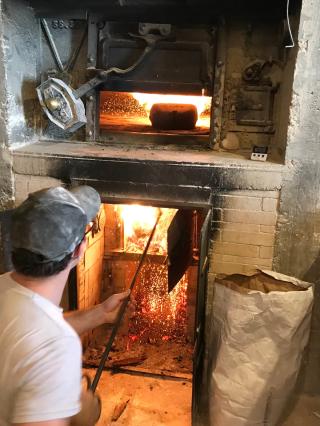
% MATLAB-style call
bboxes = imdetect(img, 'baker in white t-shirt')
[0,186,132,426]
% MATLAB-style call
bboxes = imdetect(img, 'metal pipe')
[65,27,88,73]
[90,211,161,392]
[40,19,64,72]
[75,44,154,99]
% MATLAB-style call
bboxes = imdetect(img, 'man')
[0,185,131,426]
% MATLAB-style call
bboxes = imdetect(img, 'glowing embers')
[100,91,211,134]
[118,205,177,255]
[129,263,188,344]
[83,202,198,376]
[116,204,188,342]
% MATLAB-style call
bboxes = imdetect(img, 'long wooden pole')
[90,211,161,392]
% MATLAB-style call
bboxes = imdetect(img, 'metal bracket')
[38,31,162,132]
[41,18,88,77]
[37,78,86,132]
[235,85,277,129]
[139,23,171,36]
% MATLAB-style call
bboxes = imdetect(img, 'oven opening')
[73,202,210,424]
[100,91,212,136]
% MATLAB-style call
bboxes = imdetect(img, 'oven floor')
[83,369,320,425]
[83,368,192,425]
[100,115,210,135]
[83,340,193,379]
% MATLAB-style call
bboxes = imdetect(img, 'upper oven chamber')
[89,21,217,144]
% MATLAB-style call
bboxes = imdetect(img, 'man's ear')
[72,238,87,260]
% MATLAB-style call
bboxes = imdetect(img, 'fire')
[100,91,212,131]
[118,205,177,254]
[120,205,157,238]
[129,263,188,343]
[117,204,188,343]
[132,92,211,126]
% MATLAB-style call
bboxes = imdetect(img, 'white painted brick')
[212,229,221,241]
[14,174,63,205]
[224,209,278,226]
[217,195,262,211]
[213,242,259,258]
[220,255,273,268]
[14,174,31,205]
[262,197,279,212]
[207,272,215,286]
[260,225,276,234]
[314,217,320,233]
[213,221,260,233]
[223,190,279,199]
[260,246,274,259]
[211,262,257,275]
[211,253,224,263]
[221,230,275,246]
[28,175,62,192]
[212,208,223,221]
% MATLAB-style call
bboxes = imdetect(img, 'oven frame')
[67,195,212,425]
[84,16,227,149]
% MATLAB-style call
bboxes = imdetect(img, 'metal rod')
[65,26,88,73]
[102,45,153,76]
[75,44,154,99]
[40,19,64,72]
[90,211,161,392]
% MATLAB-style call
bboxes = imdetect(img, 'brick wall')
[77,220,105,349]
[14,175,280,278]
[14,176,280,276]
[14,174,63,205]
[209,190,279,275]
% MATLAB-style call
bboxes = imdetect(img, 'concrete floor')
[84,369,192,426]
[281,394,320,426]
[84,369,320,425]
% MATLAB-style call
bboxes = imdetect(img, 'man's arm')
[13,420,69,426]
[64,290,133,335]
[13,387,101,426]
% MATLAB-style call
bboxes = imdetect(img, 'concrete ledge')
[12,141,285,205]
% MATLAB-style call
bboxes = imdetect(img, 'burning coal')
[116,204,188,343]
[129,263,188,344]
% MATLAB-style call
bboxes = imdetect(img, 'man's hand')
[64,290,136,335]
[100,290,136,324]
[70,388,101,426]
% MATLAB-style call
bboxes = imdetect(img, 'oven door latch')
[37,32,167,133]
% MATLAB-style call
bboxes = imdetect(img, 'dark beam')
[30,0,291,21]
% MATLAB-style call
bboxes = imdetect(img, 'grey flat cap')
[11,186,101,262]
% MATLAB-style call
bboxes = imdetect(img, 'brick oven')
[77,203,211,420]
[2,0,320,424]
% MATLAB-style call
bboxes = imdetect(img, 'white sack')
[209,270,313,426]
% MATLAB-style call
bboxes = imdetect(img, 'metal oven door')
[192,208,212,424]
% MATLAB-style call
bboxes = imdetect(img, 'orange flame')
[116,204,189,342]
[118,205,177,254]
[120,205,157,237]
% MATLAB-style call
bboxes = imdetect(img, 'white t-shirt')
[0,272,82,425]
